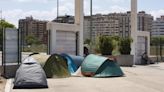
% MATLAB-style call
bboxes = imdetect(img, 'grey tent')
[13,57,48,89]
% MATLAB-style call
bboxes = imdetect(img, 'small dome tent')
[13,57,48,89]
[81,54,124,77]
[30,53,50,67]
[61,53,84,74]
[43,54,71,78]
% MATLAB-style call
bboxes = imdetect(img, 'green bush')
[119,37,132,55]
[23,44,47,52]
[99,36,114,55]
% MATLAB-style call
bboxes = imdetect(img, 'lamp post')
[0,10,2,52]
[57,0,59,19]
[90,0,93,53]
[160,36,162,61]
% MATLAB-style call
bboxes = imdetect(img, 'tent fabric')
[61,53,84,74]
[81,54,124,77]
[43,54,71,78]
[13,57,48,89]
[71,67,83,77]
[31,54,50,67]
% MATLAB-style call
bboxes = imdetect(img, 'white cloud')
[3,9,57,27]
[110,0,130,3]
[149,9,164,19]
[2,3,129,28]
[110,5,129,13]
[13,0,49,3]
[2,0,164,28]
[3,0,75,27]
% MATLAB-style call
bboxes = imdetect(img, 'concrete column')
[131,0,137,64]
[75,0,84,56]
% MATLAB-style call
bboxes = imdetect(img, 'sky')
[0,0,164,28]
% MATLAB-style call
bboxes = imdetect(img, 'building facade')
[84,11,153,40]
[151,16,164,37]
[52,15,74,24]
[138,11,153,32]
[19,16,48,45]
[52,11,153,41]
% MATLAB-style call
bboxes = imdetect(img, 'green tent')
[43,54,71,78]
[81,54,124,78]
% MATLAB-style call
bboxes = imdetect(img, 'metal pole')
[90,0,93,53]
[57,0,59,19]
[156,38,158,63]
[0,10,2,21]
[0,10,3,67]
[160,37,162,61]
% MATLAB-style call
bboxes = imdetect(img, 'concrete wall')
[47,0,84,56]
[117,55,134,67]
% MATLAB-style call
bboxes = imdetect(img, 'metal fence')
[2,28,21,78]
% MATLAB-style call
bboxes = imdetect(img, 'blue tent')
[61,53,84,74]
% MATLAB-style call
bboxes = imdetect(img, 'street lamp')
[90,0,93,53]
[57,0,59,19]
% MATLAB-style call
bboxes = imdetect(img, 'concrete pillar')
[75,0,84,56]
[131,0,137,64]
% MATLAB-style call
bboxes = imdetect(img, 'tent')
[81,54,124,77]
[30,53,50,67]
[13,57,48,89]
[61,53,84,74]
[43,54,71,78]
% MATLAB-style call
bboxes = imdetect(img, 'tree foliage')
[84,38,91,45]
[0,20,15,29]
[151,36,164,46]
[25,35,41,45]
[98,36,133,55]
[119,37,132,55]
[99,36,114,55]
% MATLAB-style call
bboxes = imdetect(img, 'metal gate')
[2,28,21,78]
[49,30,77,55]
[55,31,77,55]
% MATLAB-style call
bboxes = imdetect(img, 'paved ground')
[0,77,6,92]
[7,63,164,92]
[0,52,2,65]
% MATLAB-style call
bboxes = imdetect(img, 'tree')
[84,38,91,45]
[25,35,41,45]
[0,20,15,29]
[119,37,133,55]
[151,37,159,46]
[151,36,164,60]
[99,36,114,55]
[0,20,15,50]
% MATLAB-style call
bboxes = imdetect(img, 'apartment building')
[138,11,153,32]
[53,11,153,41]
[151,16,164,37]
[19,16,48,45]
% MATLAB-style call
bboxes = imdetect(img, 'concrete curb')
[5,79,13,92]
